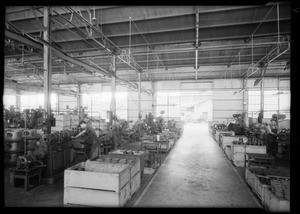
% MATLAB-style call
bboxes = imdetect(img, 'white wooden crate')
[231,143,266,154]
[64,162,131,192]
[130,171,141,196]
[220,136,248,150]
[214,130,234,143]
[231,153,247,167]
[263,187,290,212]
[64,182,131,207]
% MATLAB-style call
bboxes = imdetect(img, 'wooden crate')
[63,161,132,207]
[214,130,234,143]
[108,150,145,178]
[231,143,266,154]
[64,182,131,207]
[231,153,248,167]
[263,187,290,212]
[94,154,140,178]
[130,171,141,196]
[253,175,269,201]
[220,136,248,151]
[245,167,269,201]
[64,162,131,192]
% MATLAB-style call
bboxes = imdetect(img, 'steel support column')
[138,72,141,117]
[77,84,83,113]
[151,81,155,115]
[16,88,21,110]
[260,73,264,115]
[110,55,116,125]
[43,7,52,134]
[242,79,249,127]
[195,7,199,80]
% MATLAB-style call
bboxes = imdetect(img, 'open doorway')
[180,91,213,123]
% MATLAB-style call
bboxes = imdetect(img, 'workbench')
[9,165,45,191]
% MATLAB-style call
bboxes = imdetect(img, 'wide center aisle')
[134,123,261,208]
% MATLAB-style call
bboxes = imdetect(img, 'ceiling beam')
[4,28,152,95]
[4,78,78,97]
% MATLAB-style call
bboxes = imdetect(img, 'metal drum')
[5,129,23,142]
[22,129,38,140]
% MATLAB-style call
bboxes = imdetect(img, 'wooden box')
[64,161,131,191]
[232,144,266,154]
[63,161,132,207]
[245,167,269,201]
[231,153,247,167]
[214,130,234,143]
[220,135,248,150]
[64,182,131,207]
[263,187,290,212]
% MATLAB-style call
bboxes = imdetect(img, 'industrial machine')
[13,129,76,183]
[4,129,24,166]
[227,113,246,135]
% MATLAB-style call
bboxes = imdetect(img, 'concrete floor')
[134,123,262,208]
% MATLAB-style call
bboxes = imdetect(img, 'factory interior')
[2,3,297,210]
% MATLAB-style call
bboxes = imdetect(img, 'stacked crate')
[53,115,71,131]
[64,161,132,207]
